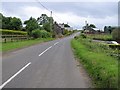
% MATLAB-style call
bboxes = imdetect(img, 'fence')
[1,35,29,43]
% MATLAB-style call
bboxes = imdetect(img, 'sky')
[0,0,119,30]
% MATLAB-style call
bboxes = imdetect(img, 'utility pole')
[50,11,52,32]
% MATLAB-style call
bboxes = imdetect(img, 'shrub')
[31,29,41,38]
[32,29,51,38]
[63,29,69,35]
[0,29,27,35]
[80,33,86,38]
[112,28,120,40]
[74,36,79,39]
[108,44,120,49]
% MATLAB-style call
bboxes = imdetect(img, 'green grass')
[86,34,113,41]
[0,38,54,52]
[71,38,118,88]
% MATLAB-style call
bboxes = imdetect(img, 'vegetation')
[63,29,75,36]
[82,23,96,30]
[24,17,39,36]
[86,34,113,41]
[37,14,54,33]
[112,27,120,40]
[0,29,27,35]
[32,29,51,38]
[104,26,116,34]
[0,13,22,30]
[71,36,118,88]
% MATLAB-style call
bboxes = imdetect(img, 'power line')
[35,0,65,23]
[35,0,51,12]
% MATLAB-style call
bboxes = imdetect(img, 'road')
[1,33,92,88]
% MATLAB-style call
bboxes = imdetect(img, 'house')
[53,22,64,37]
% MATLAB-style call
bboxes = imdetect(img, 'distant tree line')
[104,26,116,34]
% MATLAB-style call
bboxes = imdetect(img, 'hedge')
[108,44,120,49]
[32,29,51,38]
[0,29,27,35]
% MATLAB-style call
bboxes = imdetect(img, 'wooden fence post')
[4,38,6,43]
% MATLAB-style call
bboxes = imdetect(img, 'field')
[71,36,118,88]
[86,34,113,41]
[1,38,54,52]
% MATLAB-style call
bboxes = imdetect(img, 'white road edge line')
[0,62,31,89]
[39,46,52,56]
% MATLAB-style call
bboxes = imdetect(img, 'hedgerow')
[0,29,27,35]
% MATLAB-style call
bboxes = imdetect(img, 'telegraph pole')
[50,11,53,37]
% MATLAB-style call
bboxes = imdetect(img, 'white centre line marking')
[54,42,59,46]
[39,46,52,56]
[0,62,31,89]
[38,42,59,57]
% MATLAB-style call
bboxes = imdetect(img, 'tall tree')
[9,17,22,30]
[1,13,22,30]
[24,17,39,36]
[37,14,49,25]
[37,14,54,32]
[104,26,107,33]
[89,24,96,28]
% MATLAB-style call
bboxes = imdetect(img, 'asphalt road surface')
[1,33,92,88]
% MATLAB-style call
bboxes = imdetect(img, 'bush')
[74,36,79,39]
[112,28,120,40]
[32,29,51,38]
[32,29,41,38]
[80,33,86,38]
[0,29,27,35]
[108,44,120,49]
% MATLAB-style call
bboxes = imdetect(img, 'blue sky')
[1,0,118,30]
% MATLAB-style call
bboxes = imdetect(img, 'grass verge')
[71,38,118,88]
[0,38,54,52]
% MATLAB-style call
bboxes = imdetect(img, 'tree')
[0,13,3,29]
[9,17,22,30]
[108,26,112,34]
[43,22,51,32]
[37,14,54,33]
[83,23,96,30]
[89,24,96,28]
[104,26,107,33]
[24,17,39,36]
[2,16,12,29]
[37,14,49,25]
[1,13,22,30]
[64,24,70,27]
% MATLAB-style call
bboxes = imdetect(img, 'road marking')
[0,62,31,89]
[39,46,52,56]
[54,42,59,46]
[38,42,59,57]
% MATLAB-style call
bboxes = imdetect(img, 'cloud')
[1,2,118,29]
[1,0,119,2]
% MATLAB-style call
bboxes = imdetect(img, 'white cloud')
[1,0,119,2]
[52,11,117,29]
[1,4,118,29]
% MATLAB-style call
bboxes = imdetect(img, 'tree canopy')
[24,17,39,36]
[1,13,22,30]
